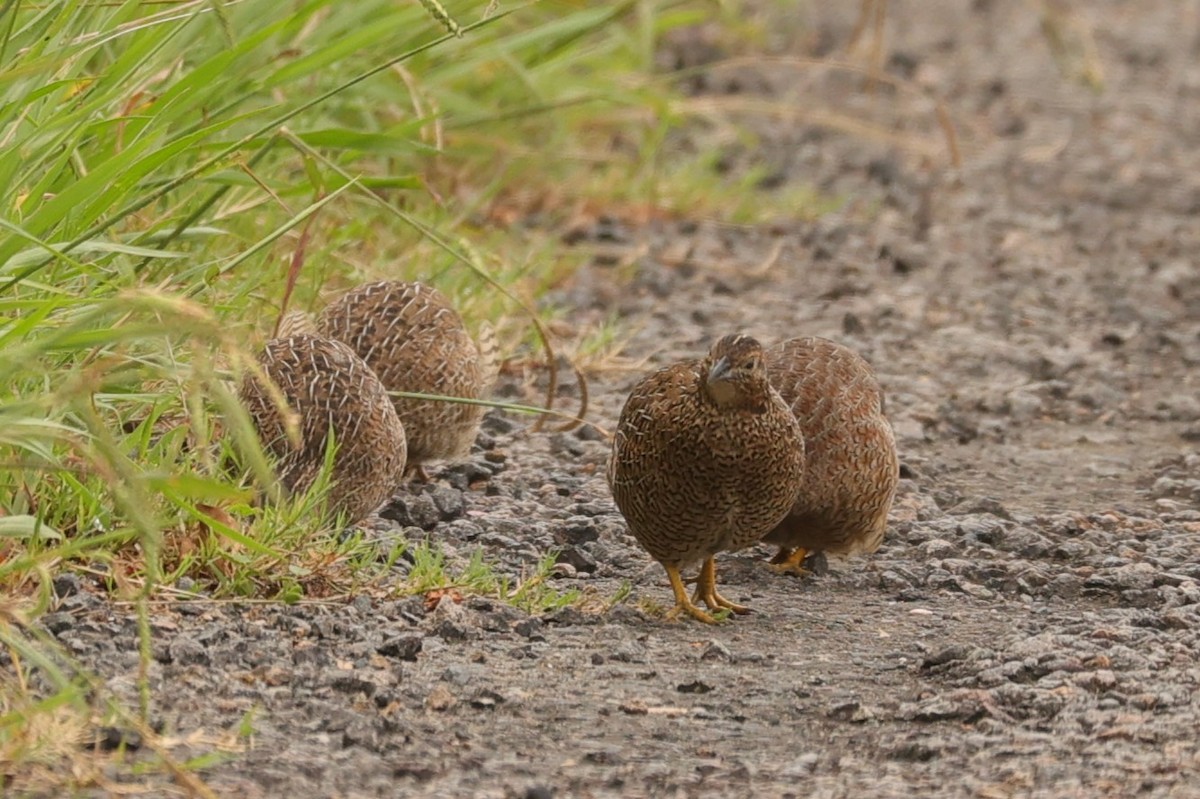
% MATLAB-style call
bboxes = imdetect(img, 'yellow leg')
[768,546,811,577]
[405,463,430,482]
[690,557,750,614]
[663,564,718,624]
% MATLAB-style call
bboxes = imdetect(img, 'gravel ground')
[24,2,1200,797]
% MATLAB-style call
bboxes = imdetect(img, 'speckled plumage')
[762,336,899,570]
[276,310,317,339]
[239,334,407,524]
[607,334,806,622]
[316,281,496,474]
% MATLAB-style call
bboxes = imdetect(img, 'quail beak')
[707,356,731,387]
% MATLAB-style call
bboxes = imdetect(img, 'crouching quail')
[762,336,899,575]
[316,280,497,480]
[607,334,806,623]
[239,334,407,524]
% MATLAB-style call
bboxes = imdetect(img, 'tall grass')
[0,0,694,587]
[0,0,733,790]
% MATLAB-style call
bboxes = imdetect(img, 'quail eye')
[742,359,756,370]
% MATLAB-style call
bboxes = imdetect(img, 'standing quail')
[762,336,899,574]
[239,334,407,524]
[607,334,806,623]
[316,281,497,480]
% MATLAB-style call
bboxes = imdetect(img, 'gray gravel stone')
[555,545,598,574]
[382,494,441,530]
[377,634,423,661]
[41,611,74,635]
[555,516,600,544]
[430,486,466,520]
[168,636,210,666]
[328,672,376,696]
[52,573,82,598]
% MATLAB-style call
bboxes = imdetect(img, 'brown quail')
[316,281,497,480]
[607,334,806,623]
[239,334,407,524]
[762,336,899,574]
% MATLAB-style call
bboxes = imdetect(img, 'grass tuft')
[402,541,582,615]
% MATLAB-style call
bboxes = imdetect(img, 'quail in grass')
[239,334,407,525]
[316,281,498,481]
[762,336,899,575]
[607,334,807,623]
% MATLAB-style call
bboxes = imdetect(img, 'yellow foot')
[690,557,750,615]
[404,463,430,482]
[663,564,719,624]
[768,546,811,577]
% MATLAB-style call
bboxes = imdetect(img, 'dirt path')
[32,2,1200,797]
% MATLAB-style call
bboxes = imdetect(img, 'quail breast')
[607,334,806,622]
